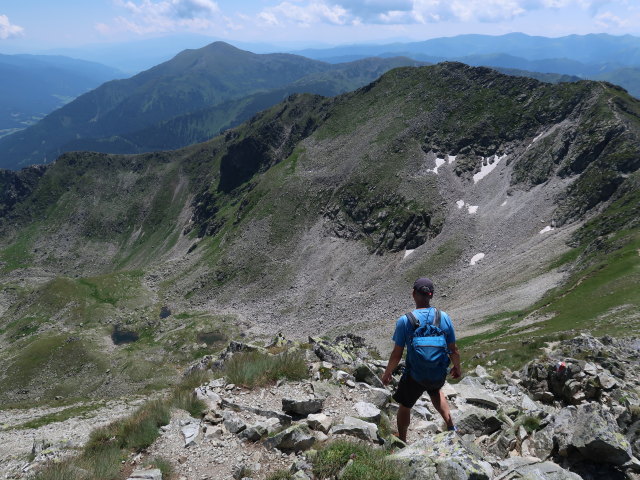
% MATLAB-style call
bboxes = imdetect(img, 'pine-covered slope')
[0,63,638,404]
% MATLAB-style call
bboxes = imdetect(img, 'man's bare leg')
[428,390,454,429]
[397,404,411,442]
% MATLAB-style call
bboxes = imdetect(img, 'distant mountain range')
[0,54,123,137]
[0,43,424,169]
[2,33,640,171]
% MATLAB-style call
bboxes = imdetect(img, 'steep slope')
[0,63,638,404]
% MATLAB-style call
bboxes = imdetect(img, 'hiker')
[381,277,461,442]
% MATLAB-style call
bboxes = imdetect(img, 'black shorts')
[392,373,446,408]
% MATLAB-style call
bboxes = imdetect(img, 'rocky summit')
[3,333,638,479]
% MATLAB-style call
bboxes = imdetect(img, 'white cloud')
[256,0,626,27]
[0,14,25,39]
[258,2,350,27]
[112,0,222,33]
[595,10,629,27]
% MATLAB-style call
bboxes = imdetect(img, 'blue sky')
[1,0,638,51]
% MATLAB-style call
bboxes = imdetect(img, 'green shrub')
[31,461,79,480]
[266,470,293,480]
[520,415,542,434]
[312,440,405,480]
[146,456,174,480]
[172,390,207,417]
[224,351,308,388]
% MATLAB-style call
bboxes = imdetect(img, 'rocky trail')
[2,333,640,480]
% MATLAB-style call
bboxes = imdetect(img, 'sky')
[0,0,639,52]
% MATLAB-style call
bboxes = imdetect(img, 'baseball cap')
[413,277,434,295]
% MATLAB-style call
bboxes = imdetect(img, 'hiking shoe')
[447,425,458,432]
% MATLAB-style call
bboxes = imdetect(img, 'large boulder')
[330,416,379,443]
[264,425,316,452]
[282,397,324,416]
[353,401,381,423]
[553,403,632,465]
[454,384,501,409]
[390,432,493,479]
[456,406,504,436]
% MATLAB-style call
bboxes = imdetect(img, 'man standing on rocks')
[381,277,461,442]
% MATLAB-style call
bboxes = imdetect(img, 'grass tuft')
[312,440,405,480]
[224,350,308,388]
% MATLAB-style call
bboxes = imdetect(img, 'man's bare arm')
[448,342,461,378]
[381,344,404,385]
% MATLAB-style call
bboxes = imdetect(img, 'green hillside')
[0,63,638,405]
[0,43,422,170]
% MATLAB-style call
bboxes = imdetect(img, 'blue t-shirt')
[392,307,456,348]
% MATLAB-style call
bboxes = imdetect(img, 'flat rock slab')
[353,401,381,422]
[128,469,162,480]
[282,397,324,416]
[180,418,201,447]
[330,416,378,443]
[454,384,500,409]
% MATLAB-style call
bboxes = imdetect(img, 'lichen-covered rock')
[497,457,582,479]
[353,362,384,388]
[264,424,316,452]
[553,403,632,465]
[390,432,493,480]
[456,406,503,436]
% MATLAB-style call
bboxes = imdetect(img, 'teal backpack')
[405,308,450,385]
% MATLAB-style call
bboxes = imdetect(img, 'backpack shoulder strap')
[405,311,420,329]
[433,308,441,328]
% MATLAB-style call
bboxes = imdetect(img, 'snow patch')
[403,249,414,259]
[430,157,446,174]
[470,253,485,265]
[447,155,456,164]
[539,226,554,234]
[456,200,478,214]
[473,154,506,183]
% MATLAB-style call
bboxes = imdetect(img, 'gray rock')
[221,398,292,426]
[194,386,222,411]
[222,411,247,434]
[353,362,385,388]
[309,337,356,366]
[365,386,392,409]
[282,397,324,416]
[530,426,554,460]
[454,384,500,409]
[307,413,332,433]
[390,432,492,479]
[353,401,381,422]
[180,419,201,447]
[312,380,339,400]
[238,422,269,441]
[456,406,503,436]
[497,457,582,479]
[330,416,378,443]
[597,373,618,390]
[413,404,434,421]
[521,395,540,412]
[128,469,162,480]
[553,403,632,465]
[264,424,316,452]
